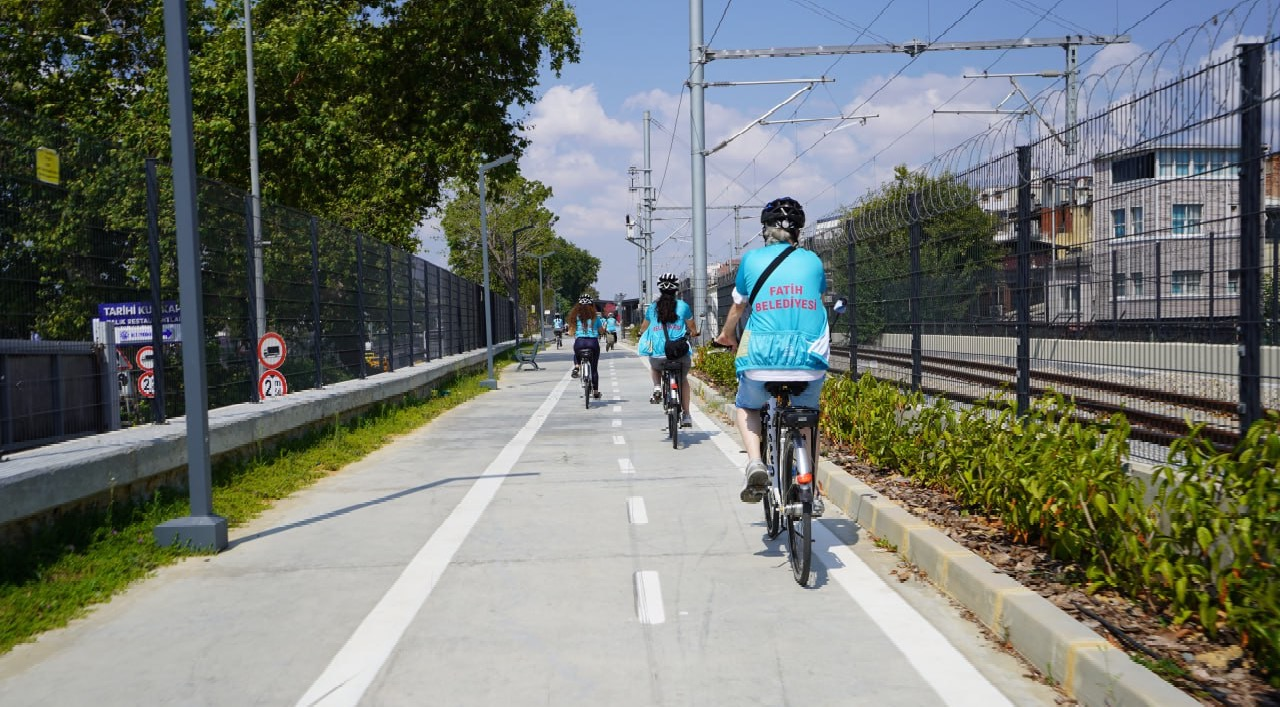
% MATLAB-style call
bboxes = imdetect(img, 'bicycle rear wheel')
[782,439,812,586]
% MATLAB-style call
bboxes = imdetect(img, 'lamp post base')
[154,515,228,552]
[480,379,498,390]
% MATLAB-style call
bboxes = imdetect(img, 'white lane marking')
[613,405,622,413]
[612,419,622,427]
[626,496,648,524]
[295,374,573,707]
[813,523,1014,707]
[618,458,635,474]
[613,435,626,445]
[634,571,665,624]
[697,397,1012,707]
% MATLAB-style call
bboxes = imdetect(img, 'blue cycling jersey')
[574,315,606,338]
[733,242,829,376]
[605,317,618,333]
[638,299,692,358]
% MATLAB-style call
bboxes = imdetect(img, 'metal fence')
[0,107,512,448]
[712,35,1280,455]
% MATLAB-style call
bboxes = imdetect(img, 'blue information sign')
[97,301,181,326]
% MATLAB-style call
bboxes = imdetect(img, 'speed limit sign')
[136,370,156,399]
[258,369,288,398]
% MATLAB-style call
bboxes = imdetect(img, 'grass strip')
[0,363,502,655]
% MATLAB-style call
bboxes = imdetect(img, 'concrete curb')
[0,344,513,534]
[685,373,1196,707]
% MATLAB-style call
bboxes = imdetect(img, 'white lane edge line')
[295,373,574,707]
[813,522,1014,707]
[634,571,665,624]
[693,389,1011,707]
[626,496,648,524]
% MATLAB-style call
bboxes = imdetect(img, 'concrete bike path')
[0,345,1058,707]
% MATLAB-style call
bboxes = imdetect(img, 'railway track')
[829,345,1241,451]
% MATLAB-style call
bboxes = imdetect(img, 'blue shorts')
[735,375,825,410]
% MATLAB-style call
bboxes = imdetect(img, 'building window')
[1113,153,1155,182]
[1174,150,1191,176]
[1227,270,1240,295]
[1112,209,1126,237]
[1113,273,1127,297]
[1172,270,1203,295]
[1062,285,1080,312]
[1131,272,1145,296]
[1130,207,1144,237]
[1172,204,1202,235]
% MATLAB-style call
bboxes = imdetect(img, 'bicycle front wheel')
[762,419,780,538]
[782,439,812,586]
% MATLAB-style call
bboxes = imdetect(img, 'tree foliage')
[0,0,582,250]
[439,173,600,318]
[844,165,1001,342]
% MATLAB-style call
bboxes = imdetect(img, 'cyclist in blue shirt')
[638,273,699,427]
[552,314,564,347]
[604,312,619,349]
[568,296,607,398]
[713,197,829,509]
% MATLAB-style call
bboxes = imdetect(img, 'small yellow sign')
[35,147,60,185]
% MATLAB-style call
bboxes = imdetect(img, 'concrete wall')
[0,344,512,541]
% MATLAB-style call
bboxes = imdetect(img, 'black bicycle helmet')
[657,273,679,292]
[761,197,805,231]
[577,295,593,305]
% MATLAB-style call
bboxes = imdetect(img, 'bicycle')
[554,330,563,349]
[758,381,820,586]
[576,349,593,409]
[660,360,683,448]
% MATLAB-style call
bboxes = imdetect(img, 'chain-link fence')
[708,36,1279,457]
[0,108,512,450]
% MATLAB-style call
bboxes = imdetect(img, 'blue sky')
[419,0,1275,301]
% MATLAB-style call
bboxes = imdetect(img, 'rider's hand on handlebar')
[712,333,737,351]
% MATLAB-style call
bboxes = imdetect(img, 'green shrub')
[692,343,737,391]
[819,374,1278,685]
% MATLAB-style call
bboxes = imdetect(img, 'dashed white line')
[633,571,665,624]
[612,419,622,427]
[618,458,635,474]
[613,435,626,445]
[613,405,622,413]
[626,496,648,524]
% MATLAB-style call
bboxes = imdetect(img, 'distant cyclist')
[638,273,699,428]
[604,312,619,350]
[713,197,830,505]
[552,313,564,347]
[568,296,607,399]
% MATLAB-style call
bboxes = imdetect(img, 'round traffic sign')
[257,332,287,369]
[258,369,288,398]
[136,370,156,398]
[135,345,155,371]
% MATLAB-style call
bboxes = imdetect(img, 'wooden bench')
[515,337,544,370]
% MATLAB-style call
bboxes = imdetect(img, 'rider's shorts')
[735,374,824,410]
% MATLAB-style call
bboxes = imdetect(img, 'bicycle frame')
[661,362,682,448]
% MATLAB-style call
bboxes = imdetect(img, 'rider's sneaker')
[812,496,825,518]
[593,390,602,399]
[649,387,661,404]
[680,413,693,428]
[571,367,580,378]
[739,461,769,503]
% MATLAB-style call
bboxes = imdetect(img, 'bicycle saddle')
[763,381,809,396]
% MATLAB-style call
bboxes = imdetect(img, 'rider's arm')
[715,301,747,347]
[685,318,700,339]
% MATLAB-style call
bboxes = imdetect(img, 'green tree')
[1,0,581,250]
[844,165,1001,342]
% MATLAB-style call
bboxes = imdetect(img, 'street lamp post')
[511,224,534,341]
[530,252,553,340]
[478,153,514,389]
